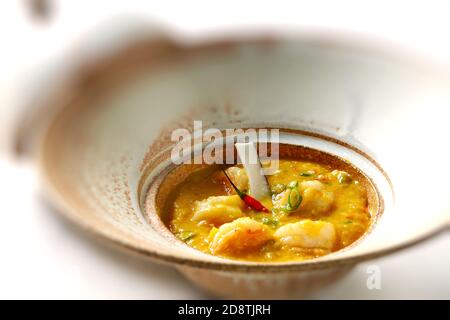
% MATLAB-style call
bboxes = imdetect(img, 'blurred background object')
[26,0,53,22]
[0,0,449,299]
[4,0,450,155]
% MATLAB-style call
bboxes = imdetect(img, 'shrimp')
[192,195,244,225]
[209,217,272,255]
[273,219,336,250]
[299,180,334,215]
[213,167,249,192]
[225,166,249,191]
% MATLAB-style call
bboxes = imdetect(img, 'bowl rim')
[36,30,450,272]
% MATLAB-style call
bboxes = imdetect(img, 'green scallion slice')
[288,188,302,210]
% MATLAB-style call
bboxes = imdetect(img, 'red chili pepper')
[222,168,269,212]
[241,194,269,212]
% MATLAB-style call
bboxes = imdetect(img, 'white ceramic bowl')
[18,33,450,298]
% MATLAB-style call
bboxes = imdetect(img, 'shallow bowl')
[22,33,450,298]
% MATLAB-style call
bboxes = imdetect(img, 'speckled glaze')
[21,32,450,298]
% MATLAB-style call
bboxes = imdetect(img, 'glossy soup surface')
[164,159,373,262]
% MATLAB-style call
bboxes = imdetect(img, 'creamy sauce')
[164,159,373,262]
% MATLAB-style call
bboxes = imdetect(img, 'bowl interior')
[145,142,383,254]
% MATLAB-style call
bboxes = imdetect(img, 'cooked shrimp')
[225,167,249,191]
[192,195,244,225]
[299,180,334,215]
[274,219,336,250]
[212,166,249,193]
[209,217,272,255]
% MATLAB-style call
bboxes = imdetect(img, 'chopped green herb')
[287,180,299,188]
[281,187,302,213]
[300,172,312,177]
[261,216,279,228]
[288,188,302,210]
[334,170,352,184]
[271,183,286,194]
[343,220,353,225]
[178,231,196,242]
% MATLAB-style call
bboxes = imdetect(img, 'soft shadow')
[37,194,210,299]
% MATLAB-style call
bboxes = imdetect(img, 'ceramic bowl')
[19,33,450,298]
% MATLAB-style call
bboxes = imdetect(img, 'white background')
[0,0,449,299]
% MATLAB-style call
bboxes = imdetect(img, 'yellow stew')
[165,160,373,262]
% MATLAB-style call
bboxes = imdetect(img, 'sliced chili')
[222,168,269,212]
